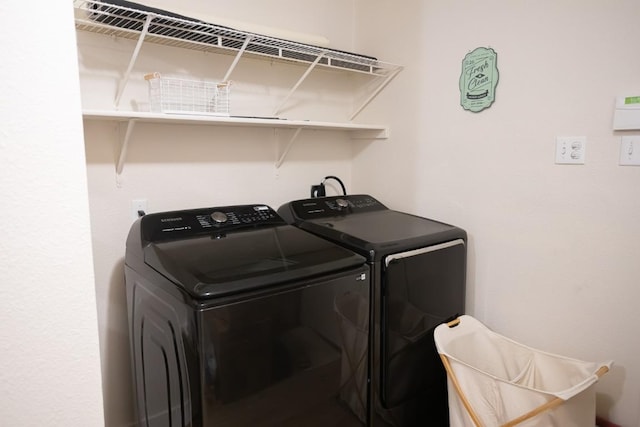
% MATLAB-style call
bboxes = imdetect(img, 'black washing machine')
[124,204,372,426]
[278,195,467,427]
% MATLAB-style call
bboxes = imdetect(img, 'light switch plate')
[619,136,640,166]
[556,136,586,164]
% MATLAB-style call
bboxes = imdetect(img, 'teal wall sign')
[460,47,499,112]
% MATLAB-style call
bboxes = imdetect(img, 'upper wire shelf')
[73,0,401,77]
[74,1,400,175]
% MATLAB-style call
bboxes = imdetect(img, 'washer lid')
[143,219,365,299]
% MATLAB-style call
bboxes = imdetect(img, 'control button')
[336,198,349,208]
[210,211,228,224]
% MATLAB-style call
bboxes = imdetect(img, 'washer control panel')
[284,194,387,220]
[195,205,279,229]
[141,204,284,242]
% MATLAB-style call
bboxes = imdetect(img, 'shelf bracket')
[273,52,326,116]
[350,66,403,121]
[222,35,253,82]
[276,127,303,168]
[116,119,137,176]
[114,13,154,108]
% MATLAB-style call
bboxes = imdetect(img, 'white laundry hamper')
[434,315,612,427]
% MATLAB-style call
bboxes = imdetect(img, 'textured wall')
[0,2,104,426]
[353,1,640,426]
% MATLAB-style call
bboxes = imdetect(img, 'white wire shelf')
[73,0,403,118]
[75,0,398,177]
[73,0,401,77]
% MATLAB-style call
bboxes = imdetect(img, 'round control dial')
[210,211,228,224]
[335,198,349,208]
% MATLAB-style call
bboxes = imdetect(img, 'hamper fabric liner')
[434,315,612,427]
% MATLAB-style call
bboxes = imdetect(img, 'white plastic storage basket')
[145,72,231,116]
[434,316,612,427]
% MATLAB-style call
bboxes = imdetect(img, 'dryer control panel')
[140,204,285,243]
[282,194,387,220]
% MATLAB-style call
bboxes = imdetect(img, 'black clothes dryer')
[124,204,372,426]
[278,195,467,427]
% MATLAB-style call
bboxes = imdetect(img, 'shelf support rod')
[273,52,326,116]
[116,119,137,175]
[276,127,303,168]
[114,14,154,108]
[349,66,403,121]
[222,36,253,82]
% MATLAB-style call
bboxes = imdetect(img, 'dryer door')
[380,239,466,415]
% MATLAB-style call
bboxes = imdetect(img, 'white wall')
[78,1,359,425]
[353,1,640,426]
[72,0,640,425]
[10,1,639,426]
[0,2,104,426]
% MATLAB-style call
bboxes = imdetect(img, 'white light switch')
[556,136,586,164]
[619,136,640,166]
